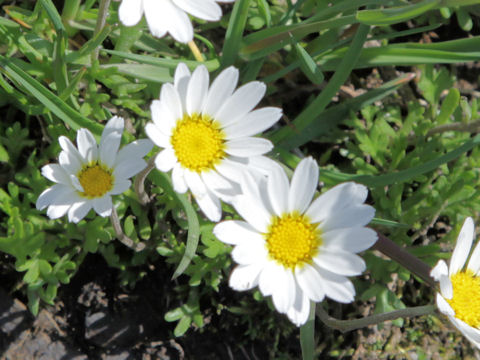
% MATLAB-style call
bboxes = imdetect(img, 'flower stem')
[110,207,146,252]
[188,40,204,62]
[316,304,435,333]
[91,0,112,63]
[134,154,157,206]
[61,0,81,36]
[109,22,143,63]
[373,231,436,288]
[300,302,316,360]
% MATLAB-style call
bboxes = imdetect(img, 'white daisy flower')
[145,63,282,222]
[213,157,377,326]
[36,116,153,223]
[118,0,234,43]
[431,217,480,349]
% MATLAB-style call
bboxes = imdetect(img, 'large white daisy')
[145,63,282,222]
[213,157,377,326]
[36,116,153,223]
[118,0,234,43]
[431,217,480,349]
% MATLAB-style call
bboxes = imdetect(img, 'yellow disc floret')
[265,213,321,269]
[170,113,225,173]
[78,164,113,198]
[448,270,480,328]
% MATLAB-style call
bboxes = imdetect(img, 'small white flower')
[36,116,153,223]
[118,0,234,43]
[431,217,480,349]
[145,63,282,222]
[213,157,377,326]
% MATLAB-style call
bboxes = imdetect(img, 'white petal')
[439,274,453,299]
[231,240,268,265]
[247,156,284,177]
[215,157,246,183]
[215,81,266,128]
[41,164,71,185]
[314,249,366,276]
[144,0,192,42]
[436,293,455,316]
[451,318,480,348]
[316,267,355,303]
[214,220,263,246]
[194,189,222,221]
[225,137,273,158]
[229,264,263,291]
[259,261,280,296]
[306,182,369,223]
[203,67,239,118]
[58,136,83,163]
[172,163,188,193]
[186,65,209,115]
[468,237,480,275]
[154,148,177,172]
[150,100,176,136]
[69,175,84,192]
[110,179,132,195]
[99,132,121,169]
[174,63,191,89]
[321,227,377,253]
[160,83,183,123]
[295,264,325,302]
[77,128,98,163]
[450,217,474,276]
[59,150,83,175]
[267,163,289,216]
[318,204,375,232]
[68,201,92,223]
[36,184,73,210]
[288,157,318,213]
[115,139,153,168]
[93,196,113,217]
[231,174,271,233]
[46,204,71,219]
[172,0,222,21]
[286,283,311,326]
[271,268,295,314]
[114,158,148,180]
[101,116,124,142]
[118,0,144,26]
[224,107,282,140]
[430,260,449,281]
[184,170,207,197]
[201,170,234,194]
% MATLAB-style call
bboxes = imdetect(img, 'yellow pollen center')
[448,270,480,328]
[264,213,321,269]
[77,164,113,198]
[170,113,225,173]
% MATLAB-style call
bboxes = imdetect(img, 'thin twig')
[373,231,436,288]
[134,154,157,205]
[316,304,435,333]
[110,207,146,251]
[188,40,204,62]
[91,0,111,62]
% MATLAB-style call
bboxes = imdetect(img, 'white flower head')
[36,116,153,223]
[431,217,480,349]
[213,157,377,326]
[145,63,282,222]
[118,0,234,43]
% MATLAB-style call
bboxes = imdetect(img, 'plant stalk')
[91,0,112,63]
[110,207,146,251]
[134,154,157,206]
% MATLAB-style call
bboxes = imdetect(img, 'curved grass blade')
[221,0,252,67]
[300,302,316,360]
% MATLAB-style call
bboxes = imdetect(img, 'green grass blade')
[271,24,370,145]
[102,49,220,71]
[0,55,102,136]
[66,24,112,63]
[221,0,252,67]
[356,0,439,25]
[40,0,66,32]
[100,64,172,83]
[320,134,480,187]
[275,73,415,149]
[153,172,200,280]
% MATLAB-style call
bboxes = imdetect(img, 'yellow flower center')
[264,213,321,269]
[170,113,225,173]
[77,164,113,198]
[448,270,480,328]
